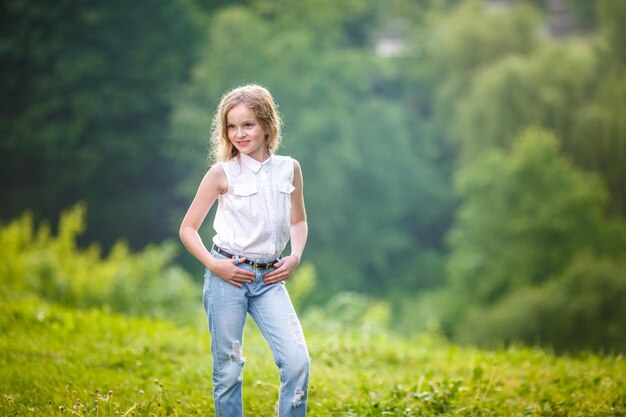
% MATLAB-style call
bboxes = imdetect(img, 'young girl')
[179,84,310,416]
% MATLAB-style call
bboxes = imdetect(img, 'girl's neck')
[245,150,270,163]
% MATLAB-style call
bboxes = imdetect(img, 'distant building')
[547,0,574,37]
[375,25,409,58]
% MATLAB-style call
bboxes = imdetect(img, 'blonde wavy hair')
[209,84,283,162]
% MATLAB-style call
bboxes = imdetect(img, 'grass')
[1,295,625,416]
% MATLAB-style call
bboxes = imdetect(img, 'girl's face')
[226,103,268,162]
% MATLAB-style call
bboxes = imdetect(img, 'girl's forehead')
[227,103,256,120]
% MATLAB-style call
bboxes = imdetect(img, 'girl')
[179,84,310,416]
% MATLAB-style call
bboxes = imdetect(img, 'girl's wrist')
[205,255,218,271]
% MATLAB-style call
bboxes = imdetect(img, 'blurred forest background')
[1,0,625,353]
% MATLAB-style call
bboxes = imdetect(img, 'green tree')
[453,42,597,162]
[597,0,626,64]
[568,0,626,215]
[444,127,626,349]
[442,0,626,217]
[459,254,626,353]
[572,68,626,215]
[447,128,619,305]
[426,0,540,148]
[0,0,202,247]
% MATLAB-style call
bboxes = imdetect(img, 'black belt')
[212,245,280,269]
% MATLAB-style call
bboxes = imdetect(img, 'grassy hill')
[1,295,624,416]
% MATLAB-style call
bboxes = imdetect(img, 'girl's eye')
[245,122,253,128]
[227,124,235,129]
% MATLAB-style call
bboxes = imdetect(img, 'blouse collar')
[240,153,272,174]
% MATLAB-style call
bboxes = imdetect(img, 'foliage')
[597,0,626,64]
[571,66,626,215]
[444,127,626,349]
[427,1,539,78]
[436,1,626,221]
[0,0,203,247]
[459,254,626,353]
[286,262,317,310]
[1,296,625,416]
[567,0,626,214]
[448,128,615,302]
[453,42,597,162]
[427,0,540,146]
[0,204,200,326]
[306,291,392,334]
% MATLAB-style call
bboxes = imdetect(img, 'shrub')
[459,254,626,353]
[0,204,200,325]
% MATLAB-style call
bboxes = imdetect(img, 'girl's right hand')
[210,257,255,287]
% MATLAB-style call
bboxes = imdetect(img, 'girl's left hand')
[263,255,300,284]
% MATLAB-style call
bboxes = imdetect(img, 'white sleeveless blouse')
[212,153,295,259]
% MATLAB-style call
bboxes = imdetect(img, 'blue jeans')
[203,249,310,417]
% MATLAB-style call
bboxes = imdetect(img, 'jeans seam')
[248,301,286,369]
[208,272,224,417]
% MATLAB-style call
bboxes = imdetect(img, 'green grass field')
[1,295,624,416]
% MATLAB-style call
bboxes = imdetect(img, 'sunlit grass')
[1,295,624,416]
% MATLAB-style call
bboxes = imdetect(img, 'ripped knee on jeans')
[292,388,305,407]
[229,341,245,364]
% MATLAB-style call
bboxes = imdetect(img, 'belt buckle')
[252,261,259,269]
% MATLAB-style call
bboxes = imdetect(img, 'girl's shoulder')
[272,154,298,172]
[272,155,302,183]
[273,154,301,167]
[220,156,239,167]
[272,154,293,163]
[218,156,245,178]
[202,163,228,194]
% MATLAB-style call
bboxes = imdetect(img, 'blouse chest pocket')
[278,182,295,195]
[277,182,295,214]
[232,183,258,197]
[229,183,259,212]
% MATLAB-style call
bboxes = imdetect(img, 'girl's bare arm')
[179,164,255,287]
